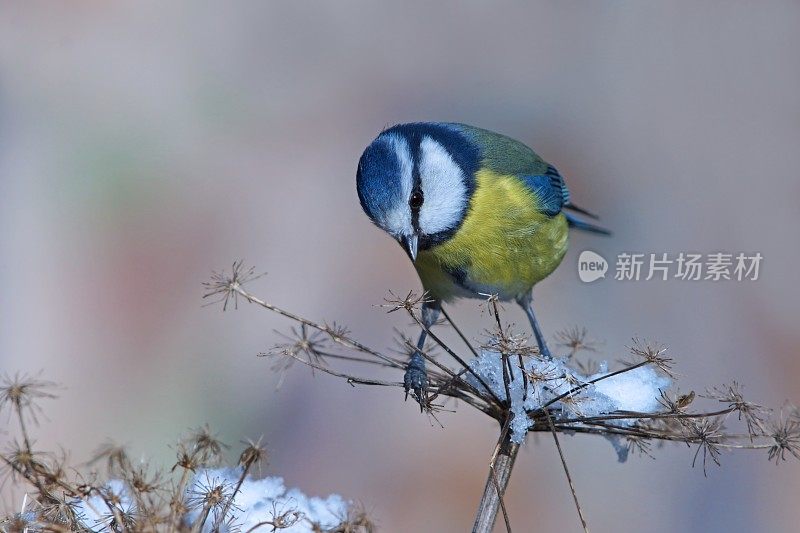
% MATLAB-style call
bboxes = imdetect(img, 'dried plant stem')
[195,265,800,532]
[213,460,252,530]
[473,426,519,533]
[544,409,588,533]
[440,305,479,359]
[168,466,192,533]
[231,285,403,369]
[191,504,212,533]
[284,355,402,387]
[409,311,503,406]
[15,408,32,452]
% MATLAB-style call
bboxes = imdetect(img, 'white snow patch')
[466,350,671,444]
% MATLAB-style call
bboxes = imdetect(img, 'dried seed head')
[767,408,800,464]
[626,338,675,377]
[685,417,724,476]
[169,494,189,517]
[269,500,303,530]
[380,290,432,314]
[481,325,538,359]
[126,463,163,495]
[323,321,351,343]
[2,441,50,481]
[0,373,58,424]
[182,425,229,466]
[202,260,265,310]
[525,362,561,385]
[173,444,200,473]
[186,472,240,528]
[703,382,769,438]
[238,437,268,472]
[90,441,131,477]
[270,325,329,365]
[38,496,83,528]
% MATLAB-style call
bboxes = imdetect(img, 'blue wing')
[521,165,611,235]
[452,123,611,234]
[519,164,570,217]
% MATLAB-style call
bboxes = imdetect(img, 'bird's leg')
[517,293,552,359]
[404,300,441,407]
[404,331,428,405]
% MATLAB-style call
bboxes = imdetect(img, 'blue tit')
[356,122,609,399]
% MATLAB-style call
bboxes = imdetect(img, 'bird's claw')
[403,351,428,410]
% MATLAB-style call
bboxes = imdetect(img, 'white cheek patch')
[418,136,468,235]
[379,133,414,238]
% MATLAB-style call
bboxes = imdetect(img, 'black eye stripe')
[409,189,424,210]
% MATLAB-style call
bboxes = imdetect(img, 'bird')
[356,122,609,401]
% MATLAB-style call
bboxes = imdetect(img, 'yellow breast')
[414,169,569,301]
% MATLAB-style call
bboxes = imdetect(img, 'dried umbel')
[203,262,799,533]
[0,374,372,533]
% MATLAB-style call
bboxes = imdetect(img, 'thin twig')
[232,285,403,369]
[408,311,504,406]
[544,409,588,532]
[440,305,479,359]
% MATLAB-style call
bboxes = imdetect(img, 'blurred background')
[1,2,799,531]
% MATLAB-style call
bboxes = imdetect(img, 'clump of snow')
[589,365,671,414]
[74,471,349,533]
[184,468,349,533]
[467,350,671,444]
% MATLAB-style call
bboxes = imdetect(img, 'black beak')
[401,234,419,262]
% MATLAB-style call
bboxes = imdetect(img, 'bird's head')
[356,123,478,261]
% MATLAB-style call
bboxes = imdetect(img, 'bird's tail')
[564,202,600,220]
[565,211,612,236]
